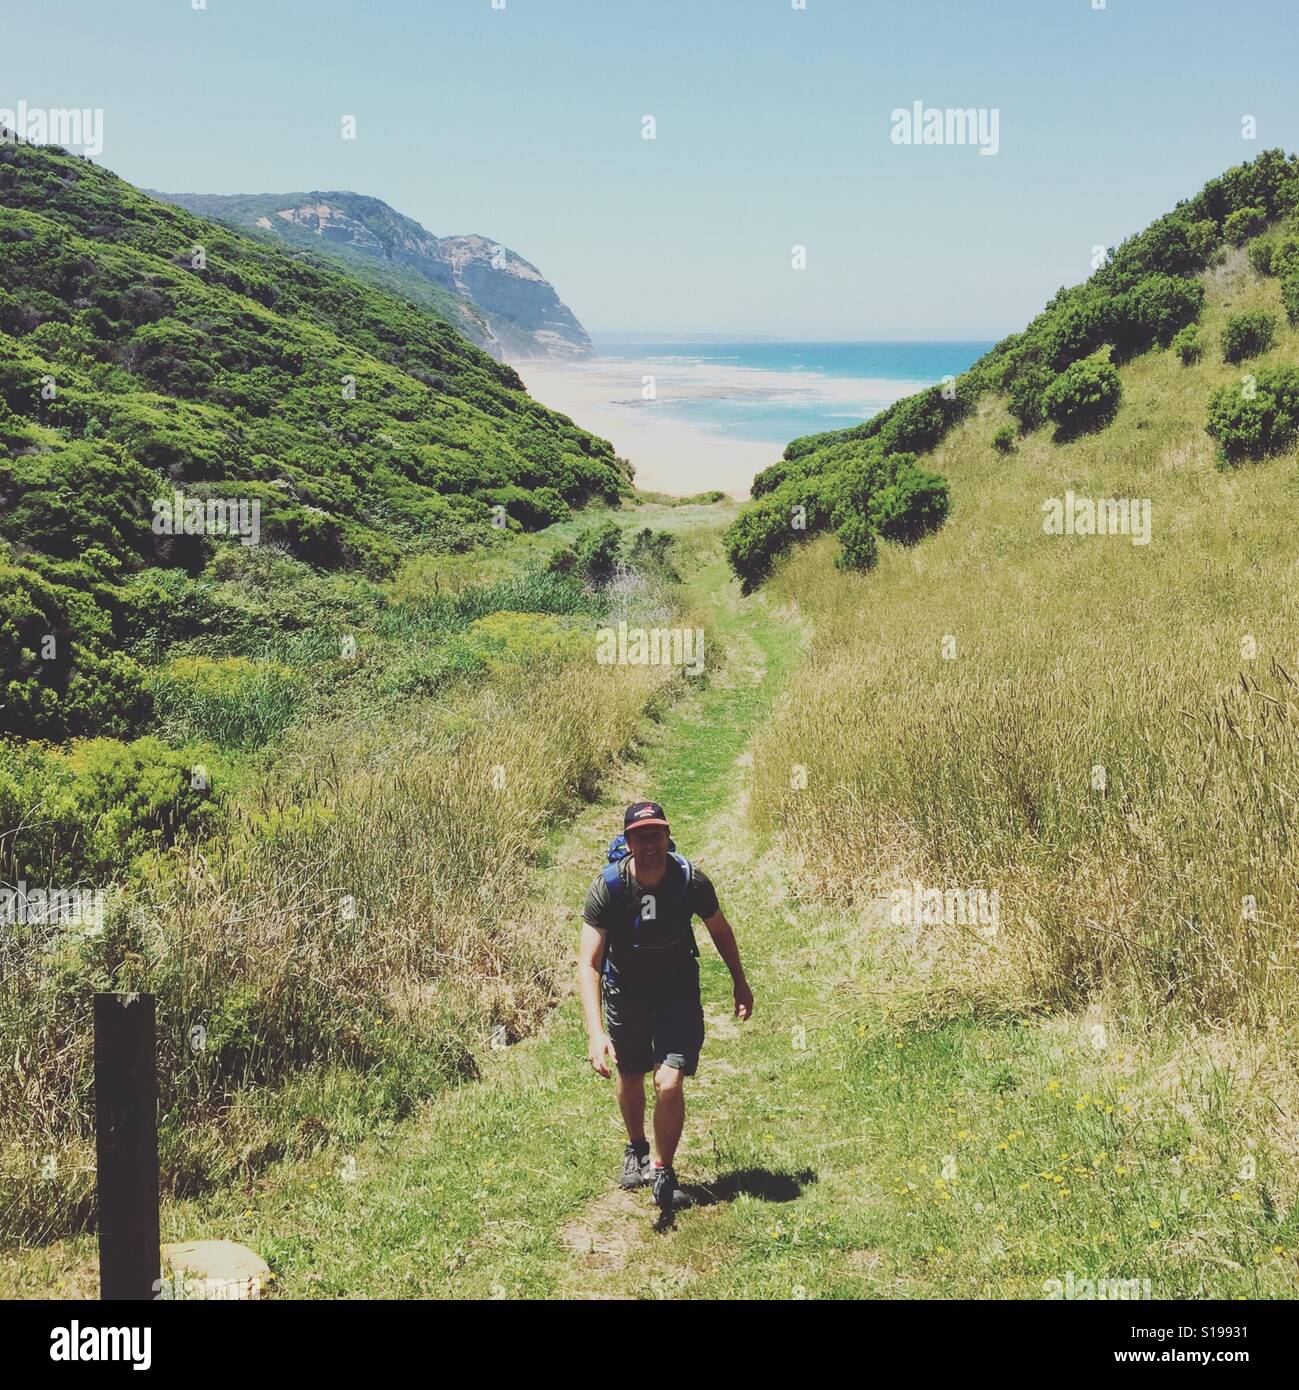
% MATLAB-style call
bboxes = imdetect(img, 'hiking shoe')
[651,1164,691,1213]
[620,1140,651,1189]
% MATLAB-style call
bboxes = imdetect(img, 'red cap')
[624,800,670,832]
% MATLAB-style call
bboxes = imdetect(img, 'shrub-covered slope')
[725,149,1299,589]
[0,141,627,740]
[746,185,1299,1032]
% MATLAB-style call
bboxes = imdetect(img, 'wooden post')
[94,992,160,1301]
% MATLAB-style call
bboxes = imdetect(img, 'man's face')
[626,824,669,873]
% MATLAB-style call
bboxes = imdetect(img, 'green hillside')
[725,149,1299,590]
[0,142,628,745]
[734,151,1299,1040]
[0,135,707,1245]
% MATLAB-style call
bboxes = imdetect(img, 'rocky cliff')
[152,190,592,362]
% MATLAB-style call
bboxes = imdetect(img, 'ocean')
[586,339,994,447]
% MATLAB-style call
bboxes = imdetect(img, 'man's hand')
[703,909,751,1018]
[588,1032,617,1078]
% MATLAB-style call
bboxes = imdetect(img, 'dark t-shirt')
[583,857,720,989]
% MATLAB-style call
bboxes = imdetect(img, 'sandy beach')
[513,356,933,500]
[512,358,772,499]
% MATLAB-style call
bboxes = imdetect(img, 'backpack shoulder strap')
[600,861,626,897]
[666,855,699,957]
[666,854,693,906]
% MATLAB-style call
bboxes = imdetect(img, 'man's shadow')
[653,1166,816,1232]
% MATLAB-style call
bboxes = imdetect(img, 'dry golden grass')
[750,258,1299,1032]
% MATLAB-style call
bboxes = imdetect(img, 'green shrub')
[1271,233,1299,281]
[1040,295,1106,371]
[0,560,150,740]
[1221,310,1276,363]
[64,736,215,873]
[63,646,154,740]
[1110,274,1204,357]
[1282,273,1299,328]
[749,458,796,498]
[1248,238,1277,276]
[543,522,626,586]
[1042,353,1123,436]
[867,459,950,544]
[0,735,214,882]
[721,496,797,593]
[111,566,229,646]
[1172,324,1203,365]
[1007,361,1055,432]
[530,487,571,527]
[873,383,974,454]
[782,468,854,534]
[1250,232,1299,278]
[992,425,1016,454]
[0,441,159,565]
[824,453,885,530]
[1102,210,1218,285]
[544,547,578,578]
[1224,205,1268,246]
[480,485,570,530]
[627,528,680,582]
[570,522,624,585]
[1205,366,1299,462]
[834,514,879,573]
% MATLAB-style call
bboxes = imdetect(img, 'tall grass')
[148,655,307,750]
[750,256,1299,1030]
[1,574,694,1244]
[376,568,602,641]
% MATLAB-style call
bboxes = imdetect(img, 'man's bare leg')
[652,1062,686,1167]
[614,1069,647,1142]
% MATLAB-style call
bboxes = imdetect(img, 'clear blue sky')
[5,0,1296,339]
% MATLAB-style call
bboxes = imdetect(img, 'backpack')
[598,834,699,973]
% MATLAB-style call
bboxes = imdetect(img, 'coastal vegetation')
[724,149,1299,590]
[0,140,697,1242]
[7,139,1299,1300]
[741,152,1299,1045]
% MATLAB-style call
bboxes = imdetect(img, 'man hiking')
[578,800,753,1215]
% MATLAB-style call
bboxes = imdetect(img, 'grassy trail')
[234,543,823,1298]
[9,527,1295,1299]
[165,539,853,1299]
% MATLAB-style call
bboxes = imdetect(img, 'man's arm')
[702,909,754,1020]
[578,921,617,1076]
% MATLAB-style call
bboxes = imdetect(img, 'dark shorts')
[602,957,705,1077]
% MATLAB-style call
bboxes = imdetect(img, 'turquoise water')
[589,339,993,446]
